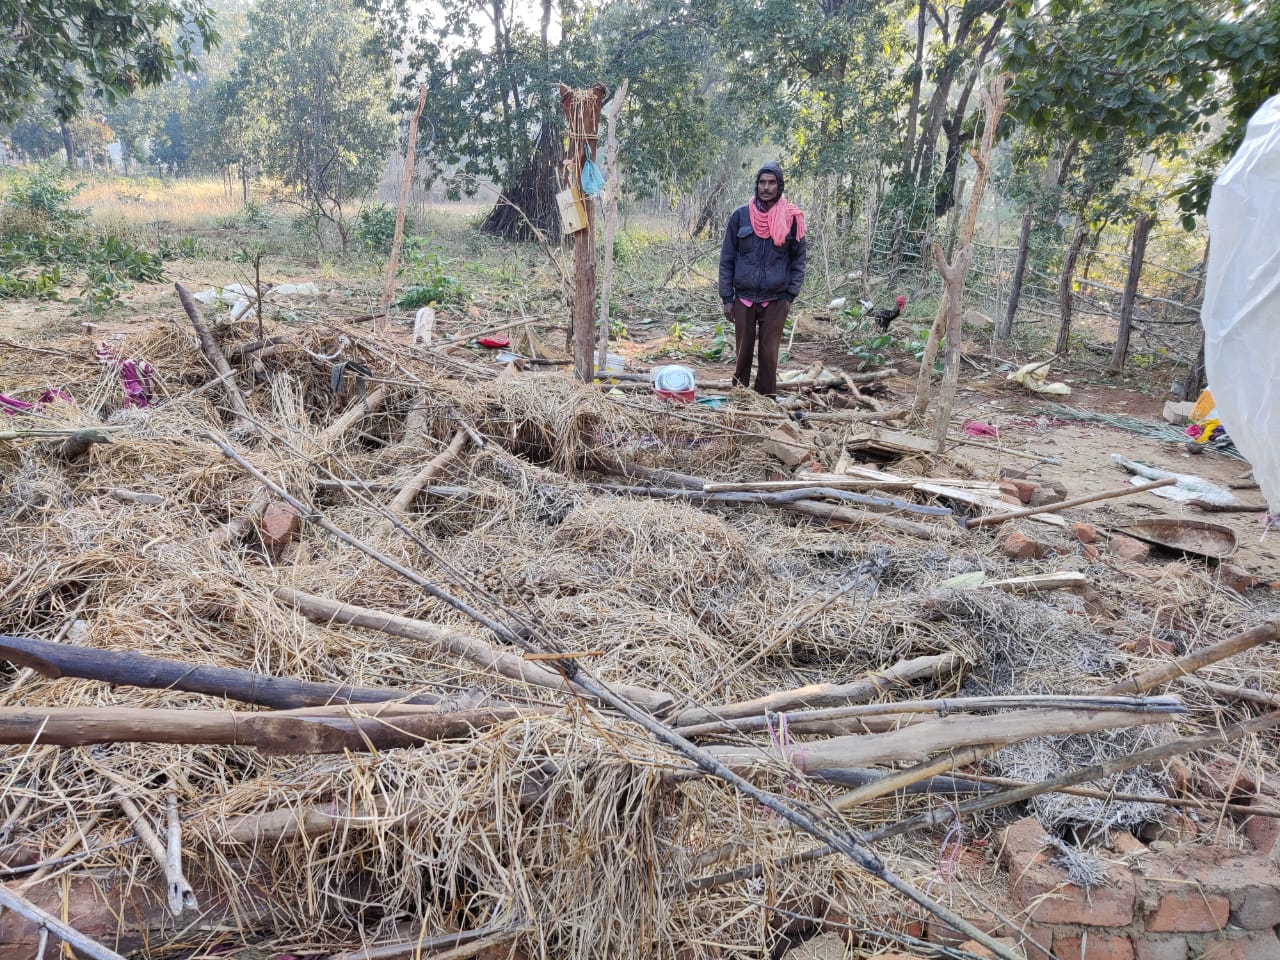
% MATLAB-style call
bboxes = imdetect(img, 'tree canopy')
[0,0,219,125]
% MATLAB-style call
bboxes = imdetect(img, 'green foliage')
[395,241,464,308]
[355,204,398,256]
[0,164,163,301]
[847,331,894,370]
[0,0,219,124]
[700,319,729,360]
[0,164,85,235]
[219,0,394,250]
[1002,0,1280,219]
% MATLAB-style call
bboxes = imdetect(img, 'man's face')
[756,172,779,203]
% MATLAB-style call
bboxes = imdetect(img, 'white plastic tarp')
[1202,94,1280,517]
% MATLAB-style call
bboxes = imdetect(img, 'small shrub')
[355,204,397,255]
[395,241,464,307]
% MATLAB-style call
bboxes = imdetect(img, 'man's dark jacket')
[718,162,807,305]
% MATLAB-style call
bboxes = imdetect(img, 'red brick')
[1008,860,1137,926]
[1071,522,1099,544]
[1112,535,1150,562]
[260,500,301,556]
[1029,486,1067,507]
[1242,814,1280,857]
[1003,530,1051,560]
[1053,931,1135,960]
[1004,923,1056,960]
[1146,891,1229,933]
[1194,930,1280,960]
[1003,478,1039,503]
[1134,938,1188,960]
[956,938,1016,958]
[1216,563,1261,594]
[1233,877,1280,930]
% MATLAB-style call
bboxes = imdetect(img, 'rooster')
[860,295,907,332]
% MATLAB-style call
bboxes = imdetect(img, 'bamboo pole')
[596,79,628,374]
[674,653,963,727]
[1104,620,1280,696]
[963,477,1175,529]
[379,83,429,329]
[174,282,254,434]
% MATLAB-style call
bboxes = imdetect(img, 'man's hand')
[722,301,734,321]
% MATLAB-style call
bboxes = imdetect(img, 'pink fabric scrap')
[95,341,154,408]
[0,388,74,416]
[962,421,999,439]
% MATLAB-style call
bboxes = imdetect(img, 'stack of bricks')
[999,816,1280,960]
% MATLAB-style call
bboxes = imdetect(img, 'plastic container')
[653,364,696,403]
[603,353,626,375]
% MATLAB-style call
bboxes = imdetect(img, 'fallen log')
[701,707,1174,774]
[318,384,391,451]
[273,586,673,714]
[0,634,445,709]
[700,368,899,392]
[673,653,963,727]
[174,282,254,435]
[0,703,532,753]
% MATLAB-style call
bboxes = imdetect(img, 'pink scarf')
[749,197,806,246]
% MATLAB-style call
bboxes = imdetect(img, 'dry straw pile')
[0,302,1276,960]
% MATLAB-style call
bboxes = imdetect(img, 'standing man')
[718,162,807,396]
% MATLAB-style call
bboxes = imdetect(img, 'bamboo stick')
[677,694,1182,739]
[326,925,529,960]
[0,703,532,753]
[1104,619,1280,696]
[273,586,672,714]
[674,653,963,727]
[702,708,1173,775]
[174,282,254,434]
[379,82,429,327]
[380,429,469,529]
[963,477,1176,528]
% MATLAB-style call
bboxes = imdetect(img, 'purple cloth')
[0,388,74,416]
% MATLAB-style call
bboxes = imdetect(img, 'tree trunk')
[902,0,928,164]
[999,209,1033,339]
[1054,224,1088,355]
[480,124,563,243]
[59,121,74,166]
[597,81,629,373]
[1108,213,1152,373]
[911,75,1007,428]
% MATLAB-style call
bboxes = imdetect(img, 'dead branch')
[174,282,255,434]
[0,633,445,709]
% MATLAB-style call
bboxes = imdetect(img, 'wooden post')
[379,83,429,331]
[1108,213,1152,373]
[596,80,628,375]
[559,83,607,382]
[999,209,1033,339]
[1054,223,1088,355]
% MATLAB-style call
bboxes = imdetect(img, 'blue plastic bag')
[580,146,605,197]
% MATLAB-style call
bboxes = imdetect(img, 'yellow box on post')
[557,188,587,234]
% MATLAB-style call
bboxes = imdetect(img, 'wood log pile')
[0,292,1276,960]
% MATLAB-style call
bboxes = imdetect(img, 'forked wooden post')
[559,83,607,382]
